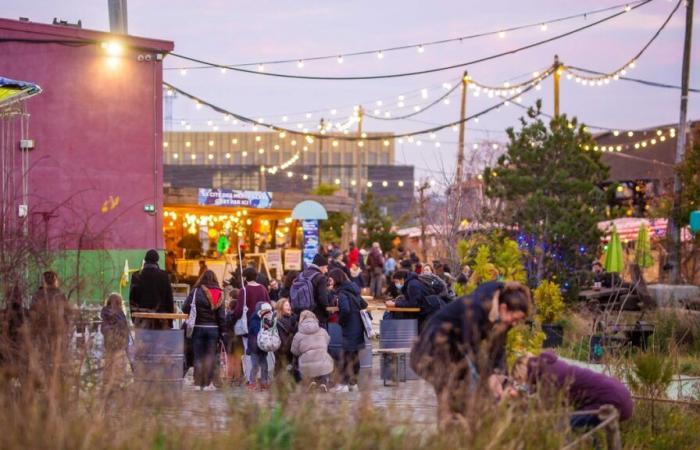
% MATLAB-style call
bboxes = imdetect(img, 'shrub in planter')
[534,280,566,347]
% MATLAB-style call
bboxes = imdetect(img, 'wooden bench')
[376,348,411,386]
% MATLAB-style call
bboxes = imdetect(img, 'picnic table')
[579,287,629,301]
[131,312,188,320]
[325,305,420,313]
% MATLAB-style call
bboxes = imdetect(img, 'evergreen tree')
[359,191,396,251]
[483,103,609,285]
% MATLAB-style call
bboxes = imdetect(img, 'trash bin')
[380,319,418,380]
[132,328,184,400]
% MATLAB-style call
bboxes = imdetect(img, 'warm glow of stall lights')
[173,153,179,159]
[334,178,341,185]
[382,181,388,187]
[208,140,214,147]
[163,142,169,148]
[383,140,390,146]
[358,141,365,147]
[366,181,373,187]
[208,154,214,160]
[303,146,309,151]
[232,138,238,144]
[258,148,265,154]
[190,154,196,160]
[185,141,191,147]
[242,151,248,157]
[351,179,357,186]
[274,144,280,151]
[398,181,404,187]
[627,131,634,137]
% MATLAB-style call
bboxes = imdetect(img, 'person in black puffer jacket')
[329,269,368,392]
[182,270,225,390]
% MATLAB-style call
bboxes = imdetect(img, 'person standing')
[329,269,368,393]
[247,302,274,390]
[129,250,174,330]
[410,282,531,428]
[182,270,225,390]
[347,242,360,269]
[273,298,297,378]
[100,293,129,392]
[367,242,385,299]
[290,254,330,328]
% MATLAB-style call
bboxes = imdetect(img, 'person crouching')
[291,310,334,392]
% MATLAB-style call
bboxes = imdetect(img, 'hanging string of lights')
[166,0,654,81]
[163,79,540,142]
[563,0,681,84]
[565,66,700,92]
[165,0,649,73]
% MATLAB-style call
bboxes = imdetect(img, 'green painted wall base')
[51,249,163,305]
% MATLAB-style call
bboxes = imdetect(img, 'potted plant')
[534,280,566,347]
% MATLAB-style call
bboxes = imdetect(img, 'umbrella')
[604,227,624,273]
[634,223,653,269]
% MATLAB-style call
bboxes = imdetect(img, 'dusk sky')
[4,0,698,181]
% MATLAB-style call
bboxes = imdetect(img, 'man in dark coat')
[410,281,531,427]
[384,270,433,328]
[333,270,368,391]
[129,249,174,329]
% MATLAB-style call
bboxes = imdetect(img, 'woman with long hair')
[273,298,297,377]
[182,270,225,390]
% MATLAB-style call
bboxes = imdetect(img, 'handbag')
[354,295,375,339]
[257,317,281,352]
[234,287,249,336]
[185,288,198,338]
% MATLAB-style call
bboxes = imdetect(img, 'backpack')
[290,271,319,313]
[257,317,281,352]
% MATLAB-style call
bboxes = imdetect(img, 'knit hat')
[144,249,159,263]
[312,253,328,267]
[259,302,273,317]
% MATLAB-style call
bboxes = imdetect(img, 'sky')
[4,0,699,181]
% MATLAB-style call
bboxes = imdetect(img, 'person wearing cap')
[129,249,174,329]
[296,253,331,328]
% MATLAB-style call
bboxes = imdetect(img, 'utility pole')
[553,55,561,118]
[352,107,364,242]
[317,118,325,187]
[455,70,469,187]
[668,0,694,284]
[417,181,430,262]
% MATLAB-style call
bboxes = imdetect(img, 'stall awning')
[0,76,42,107]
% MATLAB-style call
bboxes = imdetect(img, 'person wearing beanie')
[291,252,331,328]
[129,249,174,329]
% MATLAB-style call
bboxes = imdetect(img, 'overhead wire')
[166,0,655,80]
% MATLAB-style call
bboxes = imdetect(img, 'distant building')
[163,131,415,219]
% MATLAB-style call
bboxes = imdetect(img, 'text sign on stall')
[197,188,272,209]
[301,219,320,268]
[266,249,282,272]
[284,249,302,271]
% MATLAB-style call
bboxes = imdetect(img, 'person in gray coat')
[291,310,334,392]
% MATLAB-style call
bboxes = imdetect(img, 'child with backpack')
[247,302,274,390]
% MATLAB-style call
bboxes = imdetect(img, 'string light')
[337,55,344,64]
[297,60,304,69]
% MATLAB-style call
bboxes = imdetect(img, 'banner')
[197,188,272,209]
[301,219,319,268]
[284,249,302,271]
[266,249,282,272]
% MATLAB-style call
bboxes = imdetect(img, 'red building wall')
[0,18,173,252]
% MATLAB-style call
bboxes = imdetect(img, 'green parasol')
[634,223,653,268]
[604,226,624,273]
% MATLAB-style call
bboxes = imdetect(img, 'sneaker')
[319,384,328,393]
[349,384,358,392]
[203,385,217,392]
[307,381,317,392]
[332,384,350,393]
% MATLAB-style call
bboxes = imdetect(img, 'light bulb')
[220,67,227,74]
[417,45,425,53]
[376,100,383,106]
[377,51,384,59]
[297,60,304,68]
[257,64,265,72]
[540,23,547,31]
[443,99,451,105]
[282,116,288,122]
[180,69,187,76]
[498,31,506,38]
[421,89,428,99]
[173,153,179,159]
[624,4,631,12]
[367,181,373,187]
[337,55,344,64]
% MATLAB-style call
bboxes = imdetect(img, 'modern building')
[163,131,415,219]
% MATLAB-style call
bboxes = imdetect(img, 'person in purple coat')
[512,352,634,429]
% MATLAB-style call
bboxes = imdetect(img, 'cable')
[164,0,648,71]
[167,0,655,80]
[563,0,681,82]
[566,66,700,92]
[163,79,538,141]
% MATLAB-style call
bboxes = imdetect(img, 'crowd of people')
[0,243,634,434]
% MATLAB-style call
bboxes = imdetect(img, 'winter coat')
[410,282,507,392]
[298,265,331,325]
[329,259,351,279]
[100,306,129,353]
[291,316,334,378]
[527,352,634,421]
[367,248,384,271]
[347,248,360,268]
[232,283,270,323]
[182,285,225,334]
[29,287,73,336]
[129,263,174,313]
[247,303,274,356]
[275,313,298,361]
[337,281,368,351]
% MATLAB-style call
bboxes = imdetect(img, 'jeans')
[341,350,360,385]
[250,352,269,385]
[192,326,219,388]
[370,268,384,299]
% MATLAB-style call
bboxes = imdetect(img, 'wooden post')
[317,118,325,187]
[553,55,561,118]
[455,70,469,186]
[668,0,694,284]
[417,181,430,262]
[352,107,364,242]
